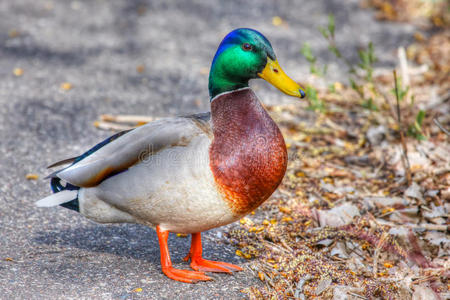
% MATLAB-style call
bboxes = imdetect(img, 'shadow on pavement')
[32,224,241,264]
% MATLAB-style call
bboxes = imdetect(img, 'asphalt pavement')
[0,0,414,299]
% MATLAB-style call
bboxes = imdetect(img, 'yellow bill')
[258,58,306,98]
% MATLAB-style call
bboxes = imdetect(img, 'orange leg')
[183,232,243,273]
[156,226,212,283]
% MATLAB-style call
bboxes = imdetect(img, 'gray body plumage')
[37,113,238,233]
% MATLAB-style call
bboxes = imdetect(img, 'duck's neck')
[209,88,288,216]
[208,70,249,100]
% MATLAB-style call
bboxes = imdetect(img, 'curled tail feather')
[36,178,80,211]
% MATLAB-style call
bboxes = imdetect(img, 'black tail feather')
[50,178,80,212]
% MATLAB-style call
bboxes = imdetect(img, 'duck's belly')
[78,135,238,233]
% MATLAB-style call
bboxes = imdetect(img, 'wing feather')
[47,157,78,169]
[55,113,211,187]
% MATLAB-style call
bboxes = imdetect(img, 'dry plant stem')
[94,121,133,131]
[393,69,412,186]
[413,274,443,285]
[376,219,449,232]
[279,238,294,252]
[263,240,290,255]
[294,274,311,300]
[100,114,155,123]
[378,88,400,122]
[397,47,410,91]
[373,232,389,277]
[433,117,450,136]
[348,292,368,300]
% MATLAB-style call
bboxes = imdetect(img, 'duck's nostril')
[299,89,306,98]
[273,68,279,73]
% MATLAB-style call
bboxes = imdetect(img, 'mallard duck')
[37,28,305,283]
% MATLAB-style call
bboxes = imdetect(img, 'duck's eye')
[242,43,252,51]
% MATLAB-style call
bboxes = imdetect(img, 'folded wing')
[53,113,211,187]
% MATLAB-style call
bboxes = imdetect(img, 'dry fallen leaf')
[13,68,24,77]
[25,173,39,180]
[272,16,283,26]
[317,203,360,227]
[136,65,145,73]
[8,29,19,38]
[60,82,73,91]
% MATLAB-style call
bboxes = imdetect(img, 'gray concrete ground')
[0,0,414,299]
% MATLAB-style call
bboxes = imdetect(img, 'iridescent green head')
[209,28,305,101]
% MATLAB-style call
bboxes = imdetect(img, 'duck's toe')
[189,258,243,273]
[162,266,212,283]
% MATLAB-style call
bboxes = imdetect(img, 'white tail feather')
[36,190,78,207]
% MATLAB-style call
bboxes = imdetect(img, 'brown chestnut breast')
[209,88,287,216]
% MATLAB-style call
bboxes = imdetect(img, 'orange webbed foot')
[157,226,212,284]
[184,232,243,273]
[162,266,212,283]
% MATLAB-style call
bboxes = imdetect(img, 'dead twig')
[433,117,450,136]
[376,219,449,232]
[100,114,155,124]
[397,47,410,100]
[93,121,133,131]
[393,69,412,186]
[348,291,368,300]
[294,274,311,300]
[373,232,389,277]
